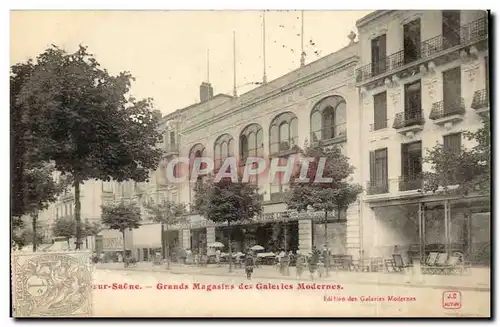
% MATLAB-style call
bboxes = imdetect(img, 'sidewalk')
[96,262,490,292]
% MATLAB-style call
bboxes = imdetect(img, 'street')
[91,268,490,317]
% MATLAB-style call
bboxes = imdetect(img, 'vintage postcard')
[10,9,491,318]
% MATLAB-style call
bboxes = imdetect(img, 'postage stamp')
[11,251,93,317]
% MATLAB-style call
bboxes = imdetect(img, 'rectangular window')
[442,10,461,48]
[169,131,176,148]
[443,66,461,114]
[369,148,388,193]
[401,141,422,190]
[404,80,422,123]
[270,157,290,198]
[444,133,462,155]
[403,19,421,64]
[373,91,388,130]
[371,34,387,76]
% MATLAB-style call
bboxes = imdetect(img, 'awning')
[132,223,161,248]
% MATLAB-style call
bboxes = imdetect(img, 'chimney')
[152,109,162,121]
[200,82,214,102]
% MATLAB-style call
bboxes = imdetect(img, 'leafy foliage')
[193,176,263,225]
[52,217,76,241]
[101,202,142,234]
[14,45,163,248]
[286,144,363,215]
[12,225,44,249]
[82,219,103,237]
[143,200,187,226]
[423,117,490,196]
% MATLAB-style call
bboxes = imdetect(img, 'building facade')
[35,10,490,265]
[356,10,489,263]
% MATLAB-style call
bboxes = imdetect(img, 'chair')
[384,258,396,272]
[392,254,411,272]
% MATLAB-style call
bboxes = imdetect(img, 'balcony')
[310,123,347,145]
[356,17,488,86]
[369,119,389,132]
[163,143,179,157]
[269,139,300,157]
[429,98,465,127]
[392,108,425,136]
[399,175,423,192]
[366,180,389,195]
[471,89,490,117]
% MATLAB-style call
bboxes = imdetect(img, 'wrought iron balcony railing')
[399,175,423,192]
[429,98,465,120]
[392,108,425,129]
[366,180,389,195]
[356,17,488,83]
[471,89,490,110]
[369,119,389,132]
[310,123,347,143]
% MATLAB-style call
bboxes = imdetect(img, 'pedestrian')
[296,251,305,279]
[244,252,255,280]
[317,258,325,278]
[215,249,221,267]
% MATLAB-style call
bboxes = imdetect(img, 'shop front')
[97,229,133,262]
[132,223,162,261]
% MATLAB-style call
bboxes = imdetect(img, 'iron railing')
[269,137,300,156]
[356,17,488,83]
[310,123,347,143]
[164,143,179,154]
[471,89,490,110]
[369,119,389,132]
[366,180,389,195]
[393,108,425,129]
[429,98,465,120]
[269,191,289,203]
[399,175,423,192]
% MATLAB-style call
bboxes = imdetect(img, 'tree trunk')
[85,237,89,249]
[122,230,127,268]
[67,237,70,249]
[164,223,171,270]
[324,210,329,276]
[228,221,233,273]
[31,210,38,252]
[74,176,82,250]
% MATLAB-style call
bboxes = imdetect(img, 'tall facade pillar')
[206,227,216,255]
[179,229,191,250]
[298,219,312,255]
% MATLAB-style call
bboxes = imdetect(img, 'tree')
[143,201,187,269]
[12,224,44,250]
[52,217,77,249]
[423,116,490,196]
[16,45,162,250]
[82,219,103,249]
[193,176,262,272]
[11,60,71,251]
[101,202,142,267]
[285,143,362,275]
[21,165,71,252]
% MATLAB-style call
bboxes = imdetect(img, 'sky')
[10,10,372,115]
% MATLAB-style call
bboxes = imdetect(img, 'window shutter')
[369,151,375,184]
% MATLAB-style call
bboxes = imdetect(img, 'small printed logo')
[442,291,462,309]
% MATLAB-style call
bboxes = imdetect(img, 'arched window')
[310,96,347,142]
[189,143,206,177]
[269,112,299,155]
[240,124,264,184]
[214,134,234,170]
[240,124,264,159]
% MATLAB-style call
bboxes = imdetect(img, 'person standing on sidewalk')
[296,251,305,279]
[244,252,255,280]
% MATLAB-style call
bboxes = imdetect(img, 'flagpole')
[233,31,237,97]
[262,11,267,84]
[300,10,306,67]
